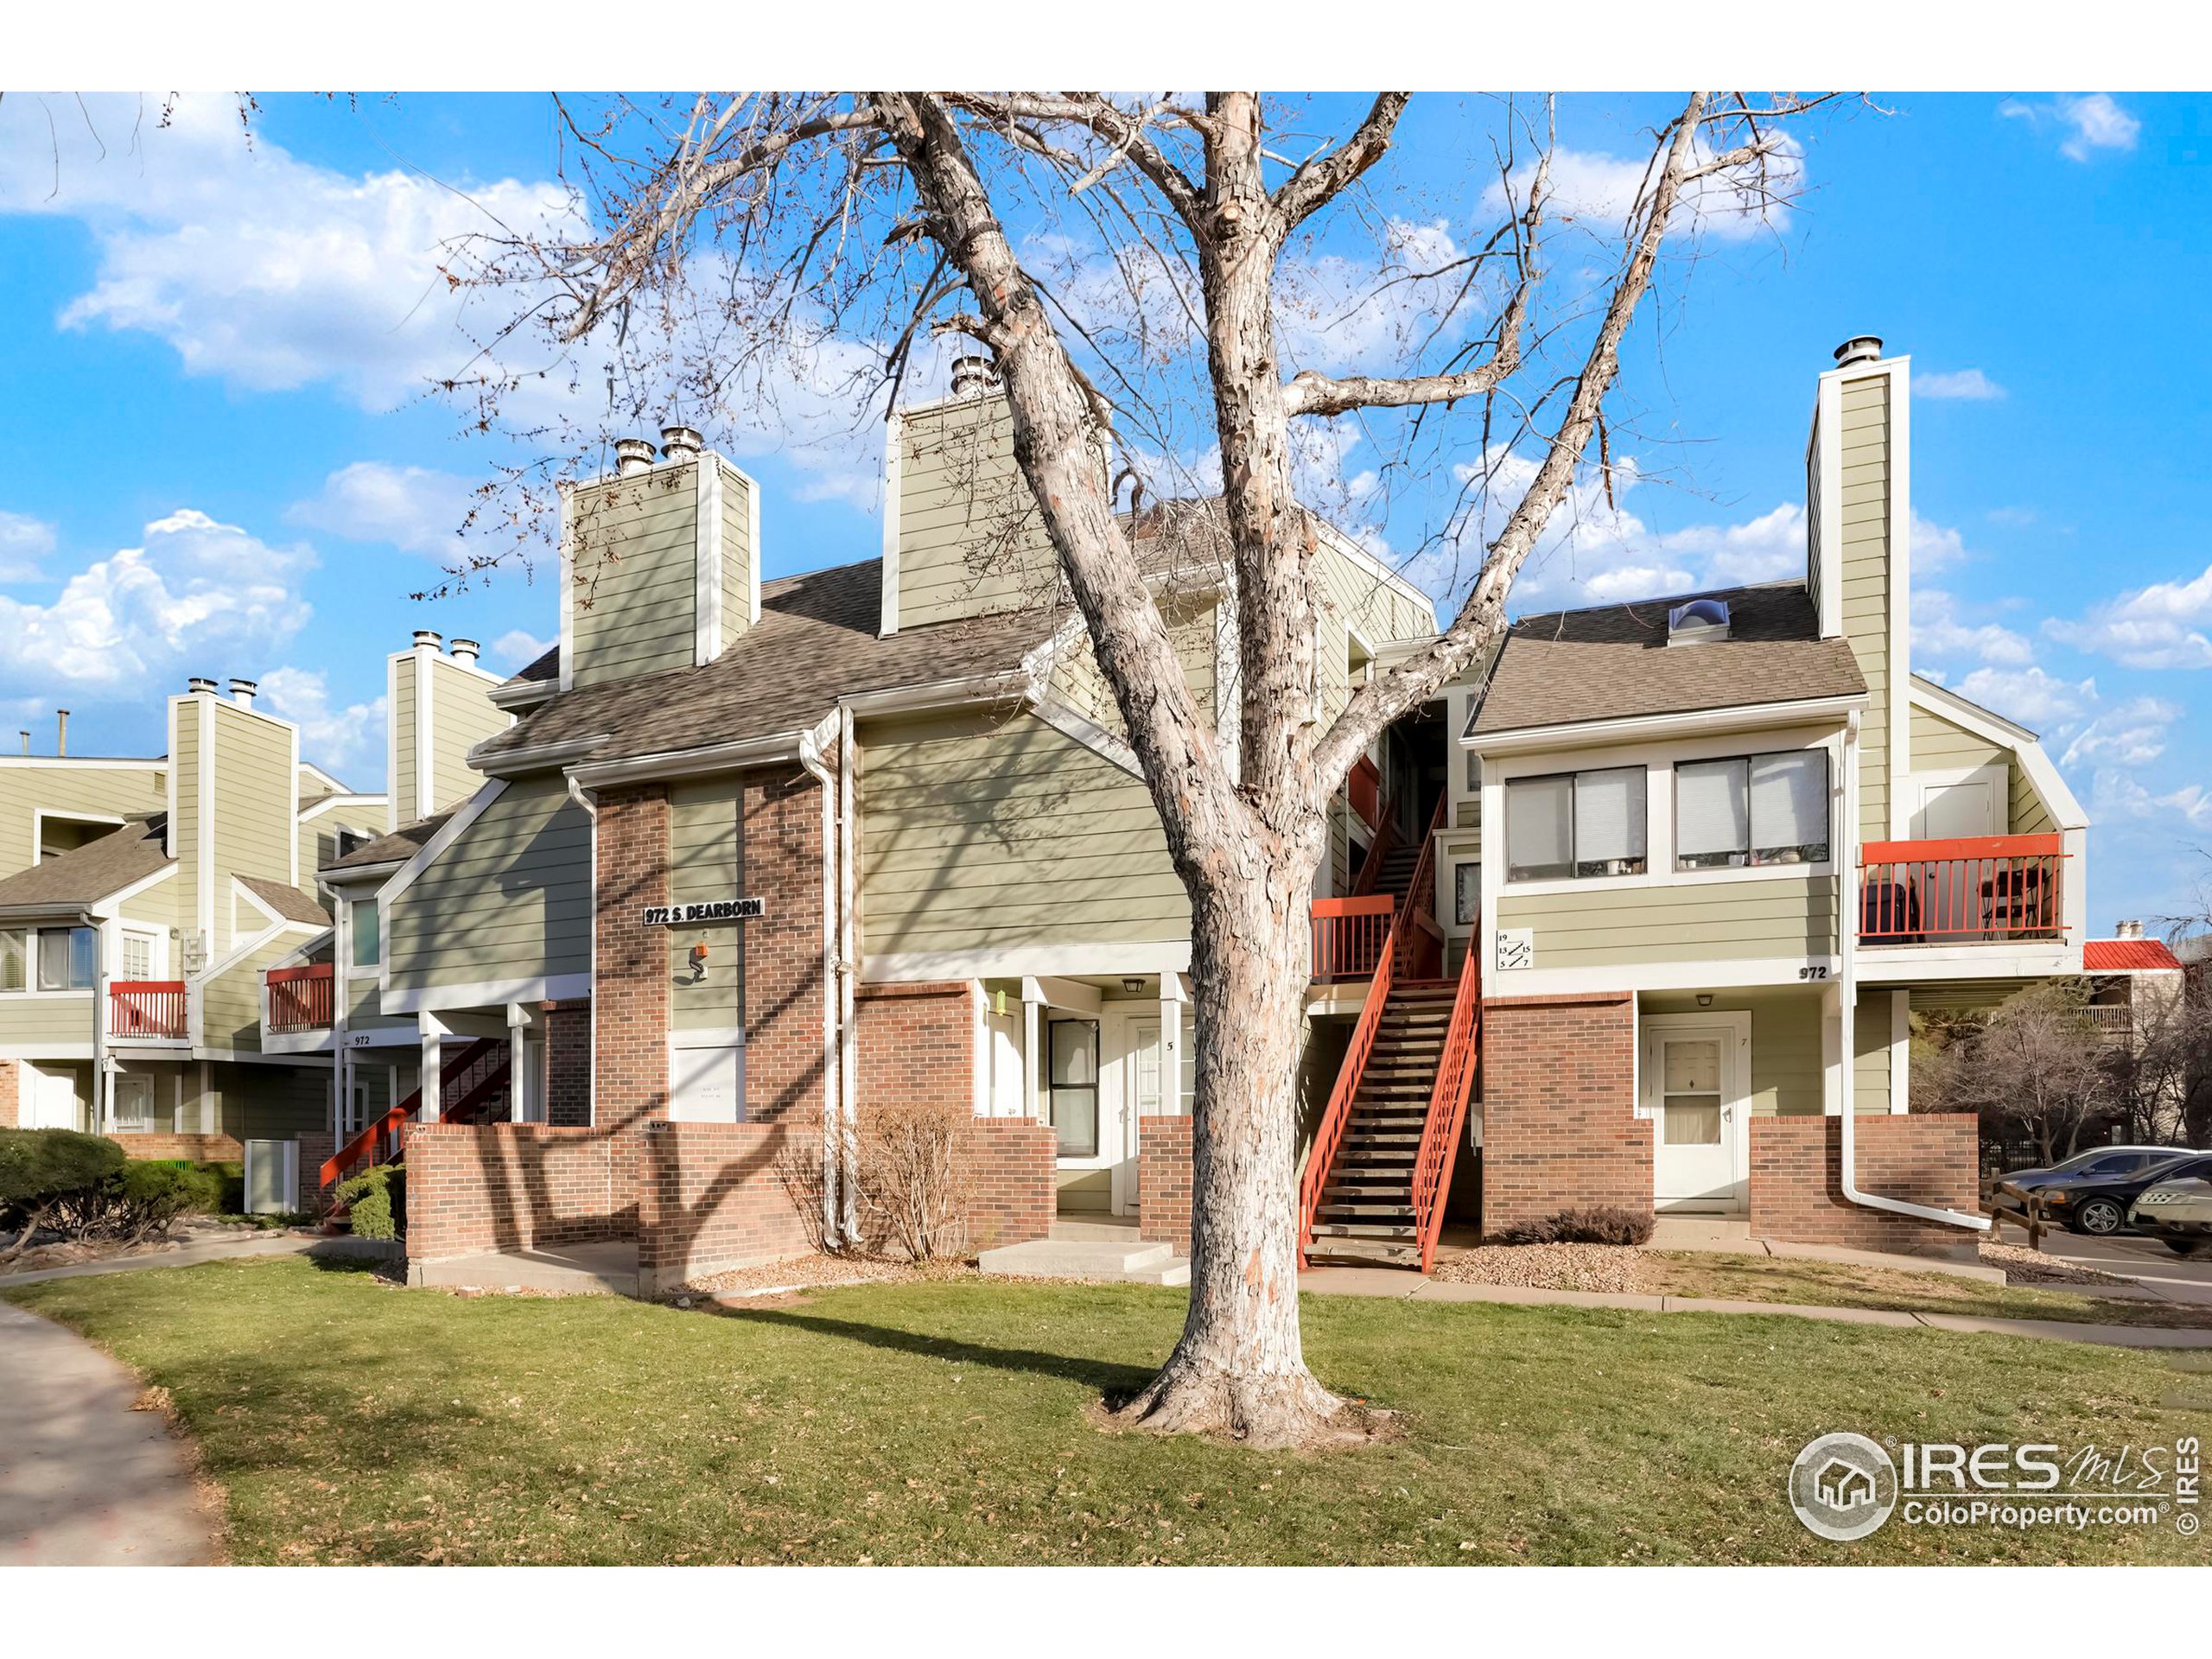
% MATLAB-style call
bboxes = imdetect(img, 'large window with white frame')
[1675,750,1830,870]
[1,926,99,993]
[1504,766,1647,882]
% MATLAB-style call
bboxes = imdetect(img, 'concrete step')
[978,1237,1190,1286]
[1306,1237,1422,1268]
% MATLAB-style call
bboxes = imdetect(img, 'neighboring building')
[0,677,387,1205]
[307,337,2094,1287]
[2082,923,2186,1047]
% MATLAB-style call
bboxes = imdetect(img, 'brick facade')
[637,1120,812,1296]
[113,1132,245,1162]
[1750,1113,1980,1261]
[738,766,829,1124]
[1137,1114,1192,1253]
[958,1116,1057,1252]
[593,785,672,1135]
[544,999,592,1128]
[404,1122,640,1266]
[854,981,975,1111]
[1478,991,1649,1236]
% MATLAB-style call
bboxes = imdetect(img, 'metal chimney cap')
[613,437,658,477]
[227,677,258,707]
[186,676,220,695]
[449,638,481,664]
[1833,334,1885,367]
[658,424,704,461]
[412,630,443,650]
[950,354,999,397]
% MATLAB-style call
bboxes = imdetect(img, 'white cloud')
[288,461,476,560]
[1484,137,1805,245]
[2091,767,2212,833]
[0,511,56,581]
[491,629,551,670]
[1910,512,1974,573]
[2045,563,2212,669]
[257,665,386,784]
[2062,696,2184,769]
[1955,663,2098,730]
[1999,93,2142,162]
[1913,587,2033,667]
[1916,368,2005,401]
[0,509,315,702]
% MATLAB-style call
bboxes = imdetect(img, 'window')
[36,927,97,991]
[1505,766,1647,882]
[1047,1019,1100,1159]
[1676,750,1830,870]
[1453,861,1481,927]
[0,929,23,992]
[121,934,152,982]
[1465,747,1482,796]
[350,898,380,969]
[111,1073,154,1133]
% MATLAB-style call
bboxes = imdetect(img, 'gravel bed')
[1979,1240,2135,1288]
[683,1253,972,1299]
[1427,1242,1661,1294]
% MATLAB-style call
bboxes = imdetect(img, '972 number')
[1798,964,1832,981]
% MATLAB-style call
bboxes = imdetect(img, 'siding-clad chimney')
[385,632,514,830]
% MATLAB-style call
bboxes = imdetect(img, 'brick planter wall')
[1751,1113,1980,1261]
[114,1133,245,1162]
[638,1120,812,1297]
[545,1000,592,1128]
[1478,991,1649,1236]
[855,981,975,1110]
[404,1122,639,1267]
[1138,1115,1192,1253]
[959,1116,1056,1253]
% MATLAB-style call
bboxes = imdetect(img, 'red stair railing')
[319,1038,504,1193]
[1409,926,1484,1273]
[1298,898,1402,1265]
[265,963,334,1033]
[1311,895,1395,982]
[1349,793,1399,898]
[1394,793,1450,981]
[108,981,188,1039]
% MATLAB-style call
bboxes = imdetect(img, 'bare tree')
[1929,982,2113,1166]
[450,90,1839,1446]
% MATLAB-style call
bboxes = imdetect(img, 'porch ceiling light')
[1696,994,1713,1007]
[1122,977,1146,994]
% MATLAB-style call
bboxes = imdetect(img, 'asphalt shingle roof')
[238,875,331,927]
[321,812,452,874]
[0,817,170,913]
[1470,582,1868,737]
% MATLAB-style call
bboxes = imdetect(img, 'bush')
[1497,1205,1654,1247]
[0,1128,130,1257]
[855,1100,973,1262]
[115,1161,223,1239]
[334,1163,405,1241]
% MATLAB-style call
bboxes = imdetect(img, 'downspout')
[565,774,600,1126]
[86,909,108,1134]
[836,704,859,1247]
[1837,712,1988,1232]
[797,730,847,1249]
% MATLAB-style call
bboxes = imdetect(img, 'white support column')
[1889,989,1910,1115]
[417,1015,445,1122]
[1158,974,1187,1116]
[1020,978,1043,1121]
[507,1001,534,1123]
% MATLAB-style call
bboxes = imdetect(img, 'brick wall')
[1137,1114,1192,1254]
[637,1119,812,1296]
[959,1116,1056,1252]
[1479,991,1649,1236]
[1751,1113,1980,1261]
[113,1133,245,1162]
[544,999,592,1128]
[854,981,974,1111]
[739,766,829,1123]
[404,1122,639,1265]
[593,785,671,1134]
[0,1059,16,1129]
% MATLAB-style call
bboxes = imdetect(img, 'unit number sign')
[641,898,765,926]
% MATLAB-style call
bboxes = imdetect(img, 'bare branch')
[1269,92,1410,232]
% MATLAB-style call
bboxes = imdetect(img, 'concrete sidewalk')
[1297,1266,2212,1350]
[0,1302,219,1565]
[0,1230,339,1289]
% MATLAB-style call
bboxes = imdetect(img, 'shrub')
[1497,1205,1654,1247]
[855,1100,973,1262]
[772,1135,834,1255]
[113,1161,223,1241]
[334,1163,405,1241]
[0,1128,129,1259]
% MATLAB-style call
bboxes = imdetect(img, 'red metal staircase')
[319,1037,511,1198]
[1300,794,1481,1272]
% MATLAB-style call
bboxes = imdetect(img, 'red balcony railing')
[1312,895,1395,982]
[266,963,334,1033]
[1347,755,1382,833]
[1859,835,2066,945]
[109,981,187,1040]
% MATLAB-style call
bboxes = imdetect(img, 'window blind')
[1574,766,1647,865]
[1677,759,1750,862]
[1506,775,1573,880]
[1751,751,1827,856]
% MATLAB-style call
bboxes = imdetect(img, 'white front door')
[1643,1017,1750,1211]
[111,1071,154,1133]
[1910,772,2000,841]
[24,1063,80,1130]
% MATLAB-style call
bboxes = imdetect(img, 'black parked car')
[1993,1146,2183,1210]
[2023,1152,2212,1236]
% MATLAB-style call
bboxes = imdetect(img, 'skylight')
[1667,598,1732,646]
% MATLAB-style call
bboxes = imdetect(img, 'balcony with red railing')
[109,981,187,1041]
[1312,894,1395,982]
[265,962,335,1033]
[1859,835,2067,946]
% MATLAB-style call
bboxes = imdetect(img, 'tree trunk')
[1113,831,1358,1447]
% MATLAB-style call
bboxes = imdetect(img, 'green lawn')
[8,1255,2207,1565]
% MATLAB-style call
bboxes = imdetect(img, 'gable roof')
[0,816,170,914]
[474,558,1048,772]
[237,875,331,927]
[1469,581,1868,738]
[2083,938,2183,973]
[321,811,453,874]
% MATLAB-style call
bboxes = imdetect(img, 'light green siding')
[207,701,296,954]
[669,778,747,1032]
[1313,533,1439,650]
[1039,597,1224,741]
[2012,772,2057,835]
[118,868,179,931]
[346,969,409,1032]
[1838,373,1891,844]
[385,772,592,992]
[859,709,1189,958]
[568,463,700,688]
[391,654,418,824]
[426,656,509,816]
[1644,989,1826,1116]
[1853,988,1893,1115]
[172,701,200,942]
[298,807,381,891]
[1909,704,2007,777]
[895,396,1059,630]
[718,460,754,641]
[1495,875,1837,969]
[0,993,96,1046]
[0,761,166,884]
[203,930,313,1052]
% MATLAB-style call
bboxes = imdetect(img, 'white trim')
[81,861,177,919]
[414,643,437,822]
[0,1043,95,1060]
[1888,354,1912,833]
[29,808,125,867]
[1312,518,1440,630]
[372,777,509,914]
[1906,676,2088,831]
[288,715,302,887]
[297,759,348,795]
[1028,975,1103,1016]
[867,942,1192,982]
[557,480,576,693]
[297,791,386,823]
[564,730,806,791]
[196,695,215,955]
[229,877,289,932]
[1639,1007,1752,1212]
[1469,694,1865,756]
[1855,944,2082,982]
[385,652,402,832]
[1889,988,1910,1116]
[746,465,762,626]
[0,755,163,772]
[378,971,593,1015]
[694,456,723,665]
[880,409,903,636]
[1811,372,1845,640]
[1899,761,2007,840]
[1488,955,1842,997]
[1028,697,1142,778]
[487,677,557,712]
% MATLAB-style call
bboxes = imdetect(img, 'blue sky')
[1,91,2207,931]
